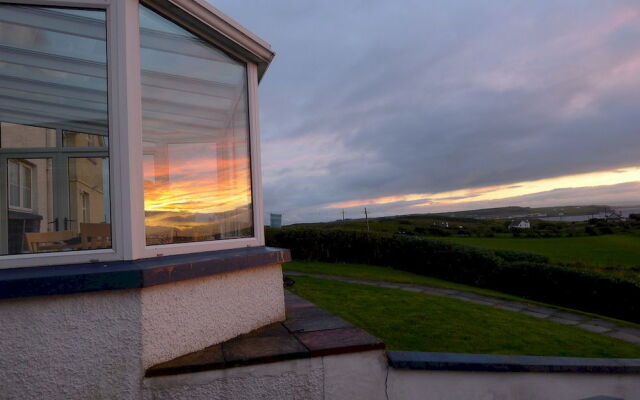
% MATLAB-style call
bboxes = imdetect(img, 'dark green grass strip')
[284,260,640,328]
[288,276,640,358]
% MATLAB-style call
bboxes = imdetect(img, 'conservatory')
[0,0,277,266]
[0,1,290,398]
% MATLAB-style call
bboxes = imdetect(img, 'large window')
[0,0,269,267]
[139,5,254,246]
[0,6,111,255]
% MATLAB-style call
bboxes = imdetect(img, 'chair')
[80,223,111,250]
[24,230,77,253]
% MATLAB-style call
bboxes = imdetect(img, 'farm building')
[509,219,531,229]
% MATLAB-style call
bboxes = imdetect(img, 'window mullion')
[109,0,145,260]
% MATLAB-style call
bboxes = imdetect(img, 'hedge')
[267,227,640,323]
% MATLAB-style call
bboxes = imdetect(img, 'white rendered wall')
[143,350,640,400]
[322,351,387,400]
[141,264,286,367]
[0,289,143,400]
[387,370,640,400]
[0,263,285,399]
[143,357,325,400]
[142,350,388,400]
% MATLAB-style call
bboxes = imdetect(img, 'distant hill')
[431,205,610,219]
[283,204,640,238]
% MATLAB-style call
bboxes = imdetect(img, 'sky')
[210,0,640,224]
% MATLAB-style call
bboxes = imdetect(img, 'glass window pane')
[0,6,108,134]
[7,158,53,255]
[1,123,56,148]
[63,131,108,148]
[68,157,111,250]
[8,161,19,207]
[140,5,253,246]
[0,6,110,256]
[22,165,31,209]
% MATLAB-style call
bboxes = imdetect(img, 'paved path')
[285,271,640,347]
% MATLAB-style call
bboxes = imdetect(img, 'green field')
[437,234,640,268]
[285,260,640,328]
[288,276,640,358]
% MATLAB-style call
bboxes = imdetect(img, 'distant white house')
[509,220,531,229]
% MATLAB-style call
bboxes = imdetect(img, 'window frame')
[0,0,268,268]
[7,160,34,212]
[136,1,265,258]
[0,0,123,268]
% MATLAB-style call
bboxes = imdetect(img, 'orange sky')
[144,158,251,212]
[143,149,252,233]
[327,166,640,210]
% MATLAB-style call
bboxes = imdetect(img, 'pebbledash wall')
[141,350,640,400]
[0,262,287,399]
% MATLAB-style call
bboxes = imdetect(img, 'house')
[509,219,531,229]
[1,2,639,399]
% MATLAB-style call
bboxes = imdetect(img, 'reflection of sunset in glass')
[143,142,253,244]
[143,151,252,243]
[139,5,253,245]
[143,144,251,214]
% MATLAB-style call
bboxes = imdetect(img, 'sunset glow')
[326,166,640,210]
[143,156,251,214]
[143,146,252,240]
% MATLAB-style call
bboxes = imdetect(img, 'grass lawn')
[284,260,640,329]
[288,276,640,358]
[435,234,640,268]
[285,260,529,302]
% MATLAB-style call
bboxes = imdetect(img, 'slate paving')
[286,271,640,347]
[145,291,384,377]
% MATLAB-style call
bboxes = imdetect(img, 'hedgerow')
[267,227,640,322]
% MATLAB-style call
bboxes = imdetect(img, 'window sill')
[0,246,290,300]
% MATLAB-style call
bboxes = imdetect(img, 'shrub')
[493,250,549,264]
[267,227,640,322]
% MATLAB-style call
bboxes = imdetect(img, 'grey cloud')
[211,0,640,222]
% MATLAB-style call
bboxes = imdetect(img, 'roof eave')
[143,0,275,81]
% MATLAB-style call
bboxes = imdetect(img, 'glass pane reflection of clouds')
[139,5,253,246]
[0,6,111,255]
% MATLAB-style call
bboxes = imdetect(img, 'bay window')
[0,0,271,268]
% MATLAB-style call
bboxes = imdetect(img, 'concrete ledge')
[387,351,640,374]
[0,246,290,299]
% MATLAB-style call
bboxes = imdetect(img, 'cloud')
[210,0,640,223]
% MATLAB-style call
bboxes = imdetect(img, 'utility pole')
[342,209,345,222]
[364,208,370,232]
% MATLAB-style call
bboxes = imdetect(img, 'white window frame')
[0,0,272,268]
[8,160,34,212]
[80,190,90,223]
